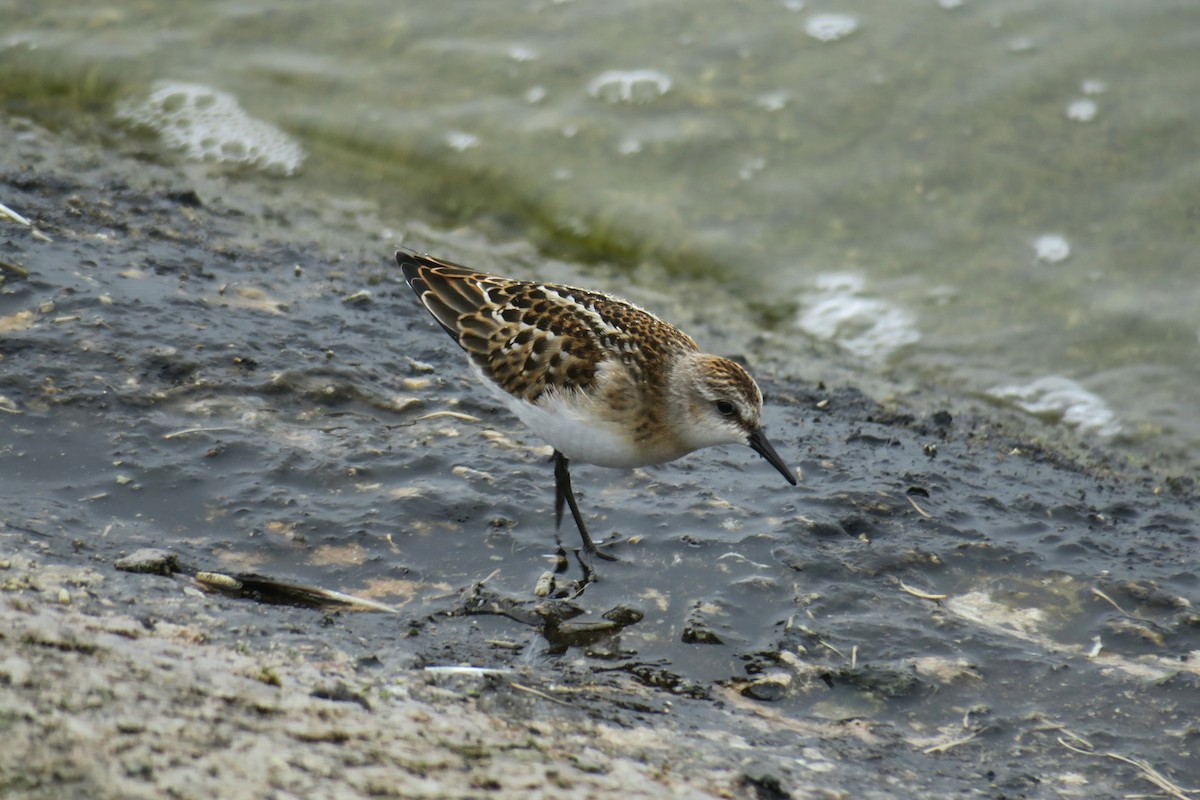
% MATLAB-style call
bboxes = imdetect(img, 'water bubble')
[1034,234,1071,263]
[937,0,964,8]
[525,85,547,104]
[587,69,672,104]
[116,82,304,175]
[804,13,859,43]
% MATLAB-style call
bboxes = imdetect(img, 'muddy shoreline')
[2,116,1197,799]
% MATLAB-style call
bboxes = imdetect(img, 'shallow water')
[3,0,1199,475]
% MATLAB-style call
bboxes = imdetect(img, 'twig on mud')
[194,571,400,613]
[0,258,30,278]
[510,681,575,708]
[424,666,511,676]
[417,410,482,423]
[818,639,845,659]
[1090,587,1151,622]
[1,202,54,242]
[485,639,524,651]
[1057,737,1199,799]
[923,730,980,754]
[899,581,947,601]
[905,493,933,518]
[0,201,31,226]
[1050,726,1093,749]
[162,426,238,440]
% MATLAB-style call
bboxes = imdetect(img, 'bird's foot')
[579,531,621,563]
[585,544,620,562]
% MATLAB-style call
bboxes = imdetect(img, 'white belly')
[468,364,652,467]
[508,393,647,467]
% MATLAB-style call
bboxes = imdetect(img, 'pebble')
[114,549,180,575]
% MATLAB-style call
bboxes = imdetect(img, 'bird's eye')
[715,400,736,416]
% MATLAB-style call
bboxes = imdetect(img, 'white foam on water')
[738,157,766,181]
[116,81,304,176]
[1034,234,1071,263]
[618,139,642,155]
[587,69,672,104]
[508,45,539,62]
[445,131,481,152]
[796,272,920,361]
[804,13,859,43]
[755,91,790,111]
[987,376,1122,437]
[1066,98,1098,122]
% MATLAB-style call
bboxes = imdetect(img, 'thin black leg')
[553,451,618,562]
[554,452,567,532]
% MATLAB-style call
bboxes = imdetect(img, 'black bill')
[748,427,797,486]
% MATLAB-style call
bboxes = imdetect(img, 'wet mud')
[2,117,1198,799]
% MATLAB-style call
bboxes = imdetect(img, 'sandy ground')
[1,548,767,800]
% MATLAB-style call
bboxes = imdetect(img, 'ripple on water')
[987,375,1122,437]
[795,273,920,361]
[115,81,304,176]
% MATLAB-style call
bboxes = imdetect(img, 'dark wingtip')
[394,249,481,343]
[395,247,429,287]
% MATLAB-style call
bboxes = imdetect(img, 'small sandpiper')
[397,248,796,562]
